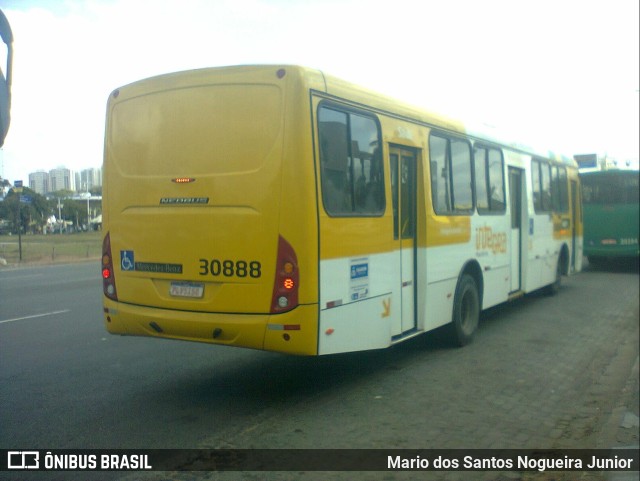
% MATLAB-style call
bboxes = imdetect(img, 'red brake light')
[102,233,118,301]
[270,236,299,313]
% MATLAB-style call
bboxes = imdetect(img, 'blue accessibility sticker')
[350,263,368,280]
[120,250,135,271]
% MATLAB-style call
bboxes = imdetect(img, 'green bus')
[581,169,639,264]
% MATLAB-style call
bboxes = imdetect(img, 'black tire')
[449,274,480,347]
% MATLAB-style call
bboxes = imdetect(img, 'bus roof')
[580,169,640,177]
[116,64,578,168]
[316,67,576,167]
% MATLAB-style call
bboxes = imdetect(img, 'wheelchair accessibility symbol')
[120,250,135,271]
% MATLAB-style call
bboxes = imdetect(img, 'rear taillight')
[270,236,299,313]
[102,232,118,301]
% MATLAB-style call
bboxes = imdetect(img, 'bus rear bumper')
[103,299,319,355]
[585,246,640,258]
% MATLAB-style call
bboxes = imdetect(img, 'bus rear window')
[109,84,282,176]
[582,174,640,204]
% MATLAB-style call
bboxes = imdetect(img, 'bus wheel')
[545,254,563,296]
[450,274,480,347]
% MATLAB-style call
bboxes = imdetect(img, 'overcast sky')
[0,0,638,184]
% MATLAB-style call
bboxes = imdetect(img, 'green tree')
[0,187,50,234]
[62,199,89,229]
[47,192,90,230]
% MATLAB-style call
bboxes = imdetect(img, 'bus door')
[570,179,578,271]
[509,167,524,292]
[390,146,417,336]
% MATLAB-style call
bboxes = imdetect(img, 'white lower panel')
[483,265,511,309]
[422,277,456,333]
[318,295,393,355]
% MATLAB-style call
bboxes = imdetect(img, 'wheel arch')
[459,259,484,310]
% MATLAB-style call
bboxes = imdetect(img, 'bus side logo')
[382,298,391,318]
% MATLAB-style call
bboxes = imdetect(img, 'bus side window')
[475,145,505,214]
[429,132,473,215]
[532,160,542,211]
[551,165,560,212]
[319,108,351,214]
[429,134,451,214]
[474,146,489,211]
[558,167,568,212]
[624,175,639,204]
[350,115,384,214]
[451,139,473,212]
[318,104,383,216]
[540,162,551,211]
[532,158,557,213]
[488,148,505,211]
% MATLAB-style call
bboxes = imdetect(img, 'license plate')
[170,282,204,298]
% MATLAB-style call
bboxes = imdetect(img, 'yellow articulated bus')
[101,65,582,355]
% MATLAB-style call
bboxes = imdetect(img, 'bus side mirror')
[0,8,13,148]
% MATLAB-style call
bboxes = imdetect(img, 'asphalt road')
[0,260,638,481]
[0,262,289,450]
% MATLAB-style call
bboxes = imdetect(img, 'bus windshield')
[582,172,639,205]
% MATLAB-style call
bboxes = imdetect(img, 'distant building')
[78,167,102,192]
[49,167,76,192]
[29,170,50,195]
[26,166,101,194]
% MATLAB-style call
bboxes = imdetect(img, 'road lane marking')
[0,309,71,325]
[0,273,45,280]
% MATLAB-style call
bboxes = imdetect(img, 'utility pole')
[13,180,22,261]
[57,196,63,234]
